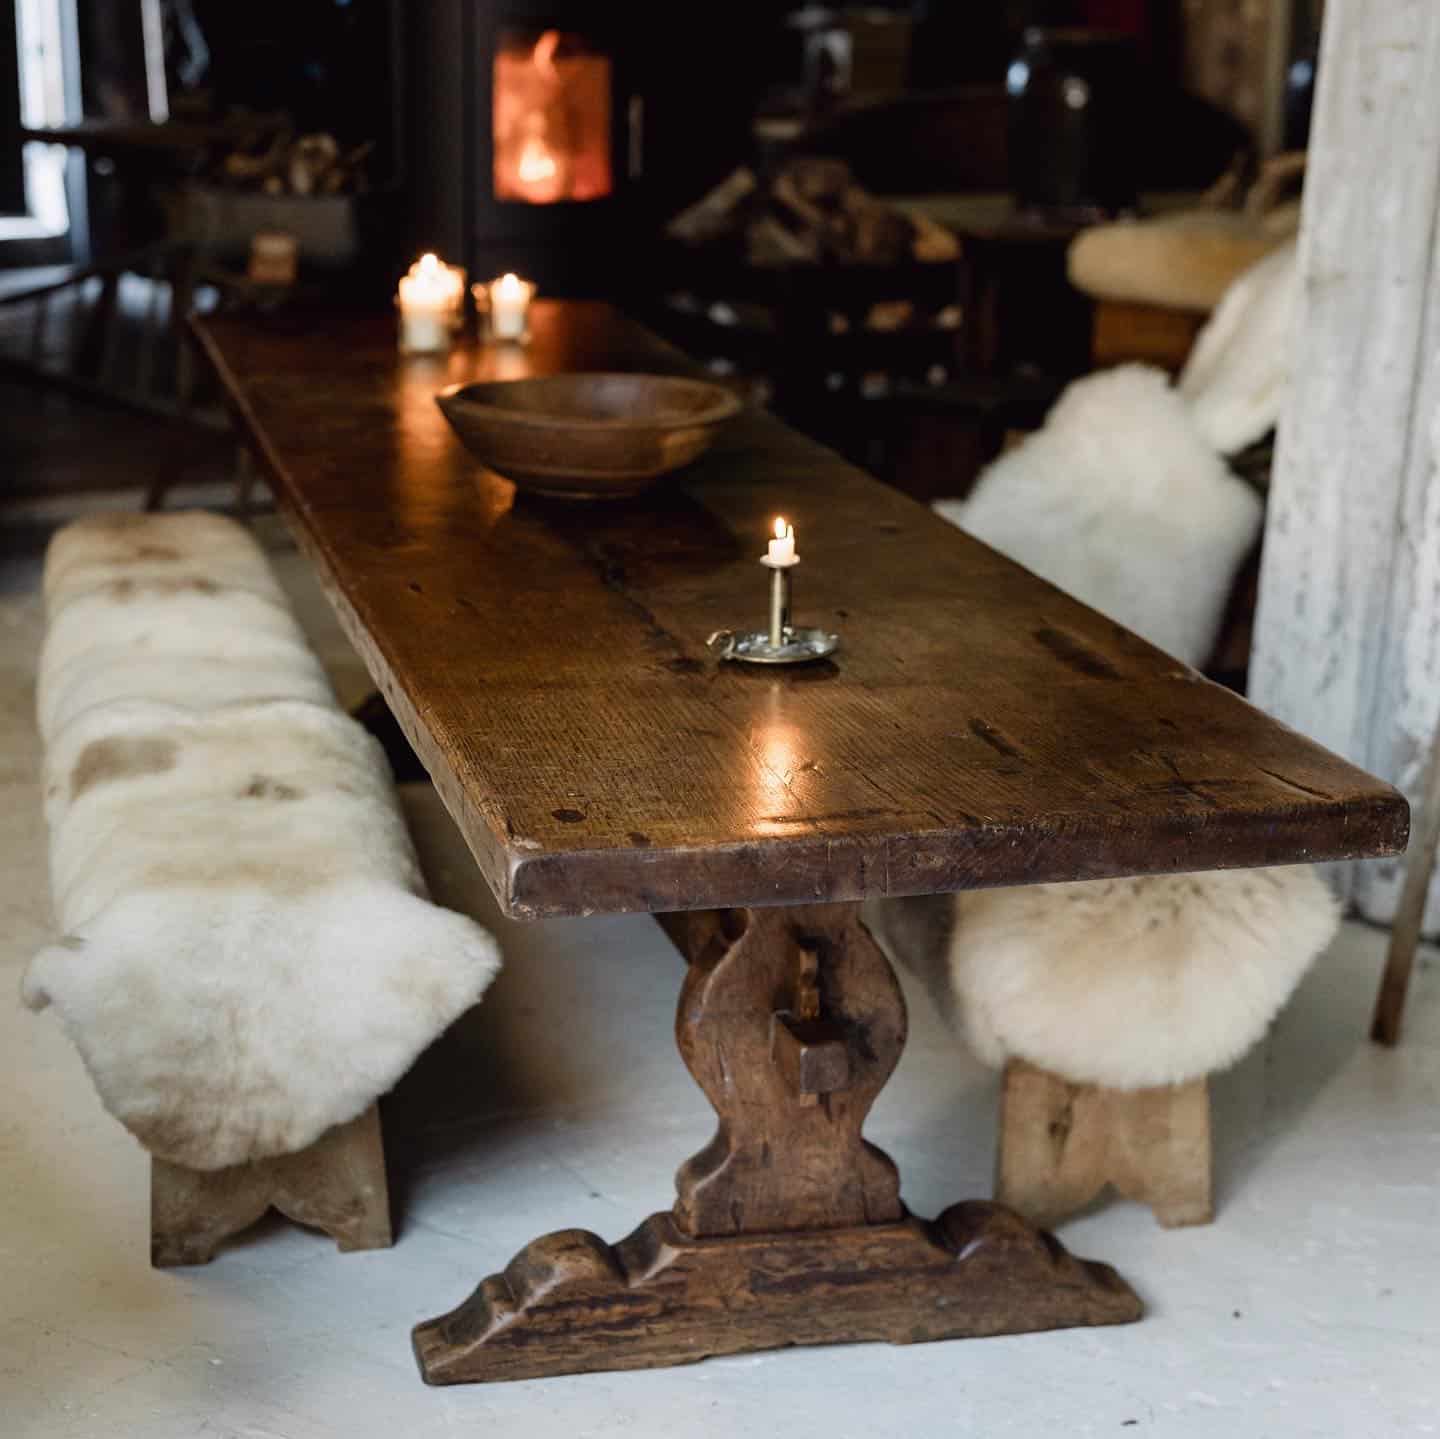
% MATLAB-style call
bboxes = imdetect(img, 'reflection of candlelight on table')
[757,721,801,804]
[753,680,807,833]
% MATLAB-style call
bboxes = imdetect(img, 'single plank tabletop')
[195,301,1408,920]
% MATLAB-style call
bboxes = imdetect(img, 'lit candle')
[760,517,799,647]
[766,517,798,567]
[397,252,463,355]
[442,259,468,330]
[483,272,537,342]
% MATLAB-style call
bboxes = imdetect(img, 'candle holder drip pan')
[708,627,840,665]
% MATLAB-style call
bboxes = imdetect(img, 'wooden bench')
[26,511,498,1265]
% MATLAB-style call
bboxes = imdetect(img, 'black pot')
[1006,27,1140,219]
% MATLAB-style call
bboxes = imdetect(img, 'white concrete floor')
[2,504,1437,1438]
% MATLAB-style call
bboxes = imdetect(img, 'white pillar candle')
[442,260,467,330]
[397,252,463,355]
[485,272,536,342]
[766,517,798,567]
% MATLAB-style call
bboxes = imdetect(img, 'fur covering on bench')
[946,866,1339,1090]
[37,585,335,741]
[25,513,501,1171]
[37,513,333,741]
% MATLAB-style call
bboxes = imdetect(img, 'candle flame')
[774,517,788,539]
[400,252,464,311]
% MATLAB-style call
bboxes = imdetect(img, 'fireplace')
[491,27,614,206]
[405,1,767,296]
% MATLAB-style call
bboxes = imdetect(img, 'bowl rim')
[435,371,743,432]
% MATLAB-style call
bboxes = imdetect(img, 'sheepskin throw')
[1067,207,1298,314]
[1179,240,1300,457]
[936,364,1262,668]
[24,512,501,1170]
[947,867,1340,1090]
[929,328,1335,1095]
[36,512,333,742]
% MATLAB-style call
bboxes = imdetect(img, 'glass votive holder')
[473,273,536,343]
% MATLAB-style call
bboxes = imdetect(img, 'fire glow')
[493,27,613,205]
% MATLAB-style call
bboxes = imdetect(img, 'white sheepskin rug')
[1179,239,1300,457]
[935,364,1262,668]
[947,866,1340,1091]
[36,514,334,742]
[43,508,291,611]
[25,512,502,1170]
[37,590,336,741]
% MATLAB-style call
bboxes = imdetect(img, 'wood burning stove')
[471,10,637,290]
[405,3,647,294]
[491,27,616,206]
[405,1,767,296]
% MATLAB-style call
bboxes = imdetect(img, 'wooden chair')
[0,243,203,419]
[0,245,247,512]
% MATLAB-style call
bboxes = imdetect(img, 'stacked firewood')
[668,157,958,267]
[216,131,374,197]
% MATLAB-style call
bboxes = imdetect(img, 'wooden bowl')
[435,372,742,500]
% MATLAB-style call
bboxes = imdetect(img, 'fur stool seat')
[949,867,1339,1227]
[25,512,502,1263]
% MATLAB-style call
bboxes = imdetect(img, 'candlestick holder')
[709,557,840,666]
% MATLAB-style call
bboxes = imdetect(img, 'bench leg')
[151,1104,393,1266]
[996,1060,1213,1230]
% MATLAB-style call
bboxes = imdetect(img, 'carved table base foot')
[413,905,1141,1383]
[414,1203,1139,1384]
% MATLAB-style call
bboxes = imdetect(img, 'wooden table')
[195,301,1407,1385]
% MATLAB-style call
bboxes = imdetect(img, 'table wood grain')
[195,301,1408,919]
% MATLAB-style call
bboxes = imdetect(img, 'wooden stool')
[996,1061,1212,1230]
[934,868,1338,1233]
[151,1104,392,1267]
